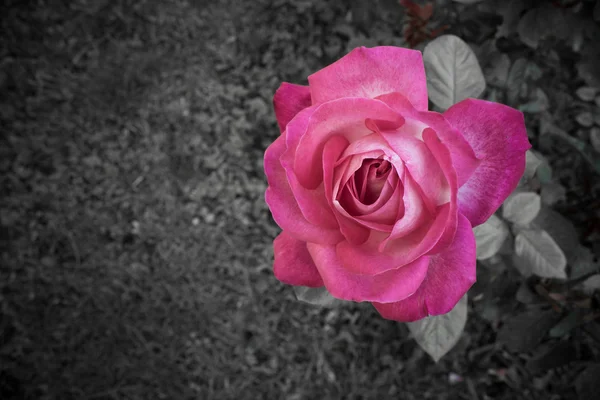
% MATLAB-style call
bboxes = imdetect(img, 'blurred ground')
[0,0,598,399]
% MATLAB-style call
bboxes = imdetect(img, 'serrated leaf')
[293,287,345,307]
[407,295,467,362]
[473,214,510,260]
[576,87,597,102]
[503,192,541,225]
[497,309,560,352]
[423,35,486,110]
[514,229,567,279]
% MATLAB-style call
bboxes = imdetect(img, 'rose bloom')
[264,46,530,322]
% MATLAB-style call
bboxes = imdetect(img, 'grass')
[1,0,598,399]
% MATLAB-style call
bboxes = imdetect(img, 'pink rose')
[264,46,530,322]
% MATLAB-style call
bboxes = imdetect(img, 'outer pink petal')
[280,148,338,229]
[294,98,403,189]
[376,92,480,188]
[273,83,312,132]
[307,242,429,303]
[308,46,428,111]
[264,134,343,245]
[373,213,476,322]
[444,99,531,227]
[273,232,323,287]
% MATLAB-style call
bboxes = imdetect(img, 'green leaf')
[502,192,541,225]
[473,214,510,260]
[293,287,346,307]
[406,295,467,362]
[423,35,486,110]
[514,229,567,279]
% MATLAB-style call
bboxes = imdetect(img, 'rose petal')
[385,169,431,241]
[373,213,476,322]
[380,124,450,211]
[336,203,450,275]
[322,135,350,206]
[264,134,343,245]
[273,83,312,132]
[347,173,403,228]
[273,231,324,287]
[444,99,531,226]
[280,147,339,229]
[307,242,429,303]
[336,127,459,275]
[308,46,428,111]
[421,128,458,255]
[376,92,480,187]
[294,98,403,189]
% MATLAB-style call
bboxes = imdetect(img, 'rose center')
[353,158,393,205]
